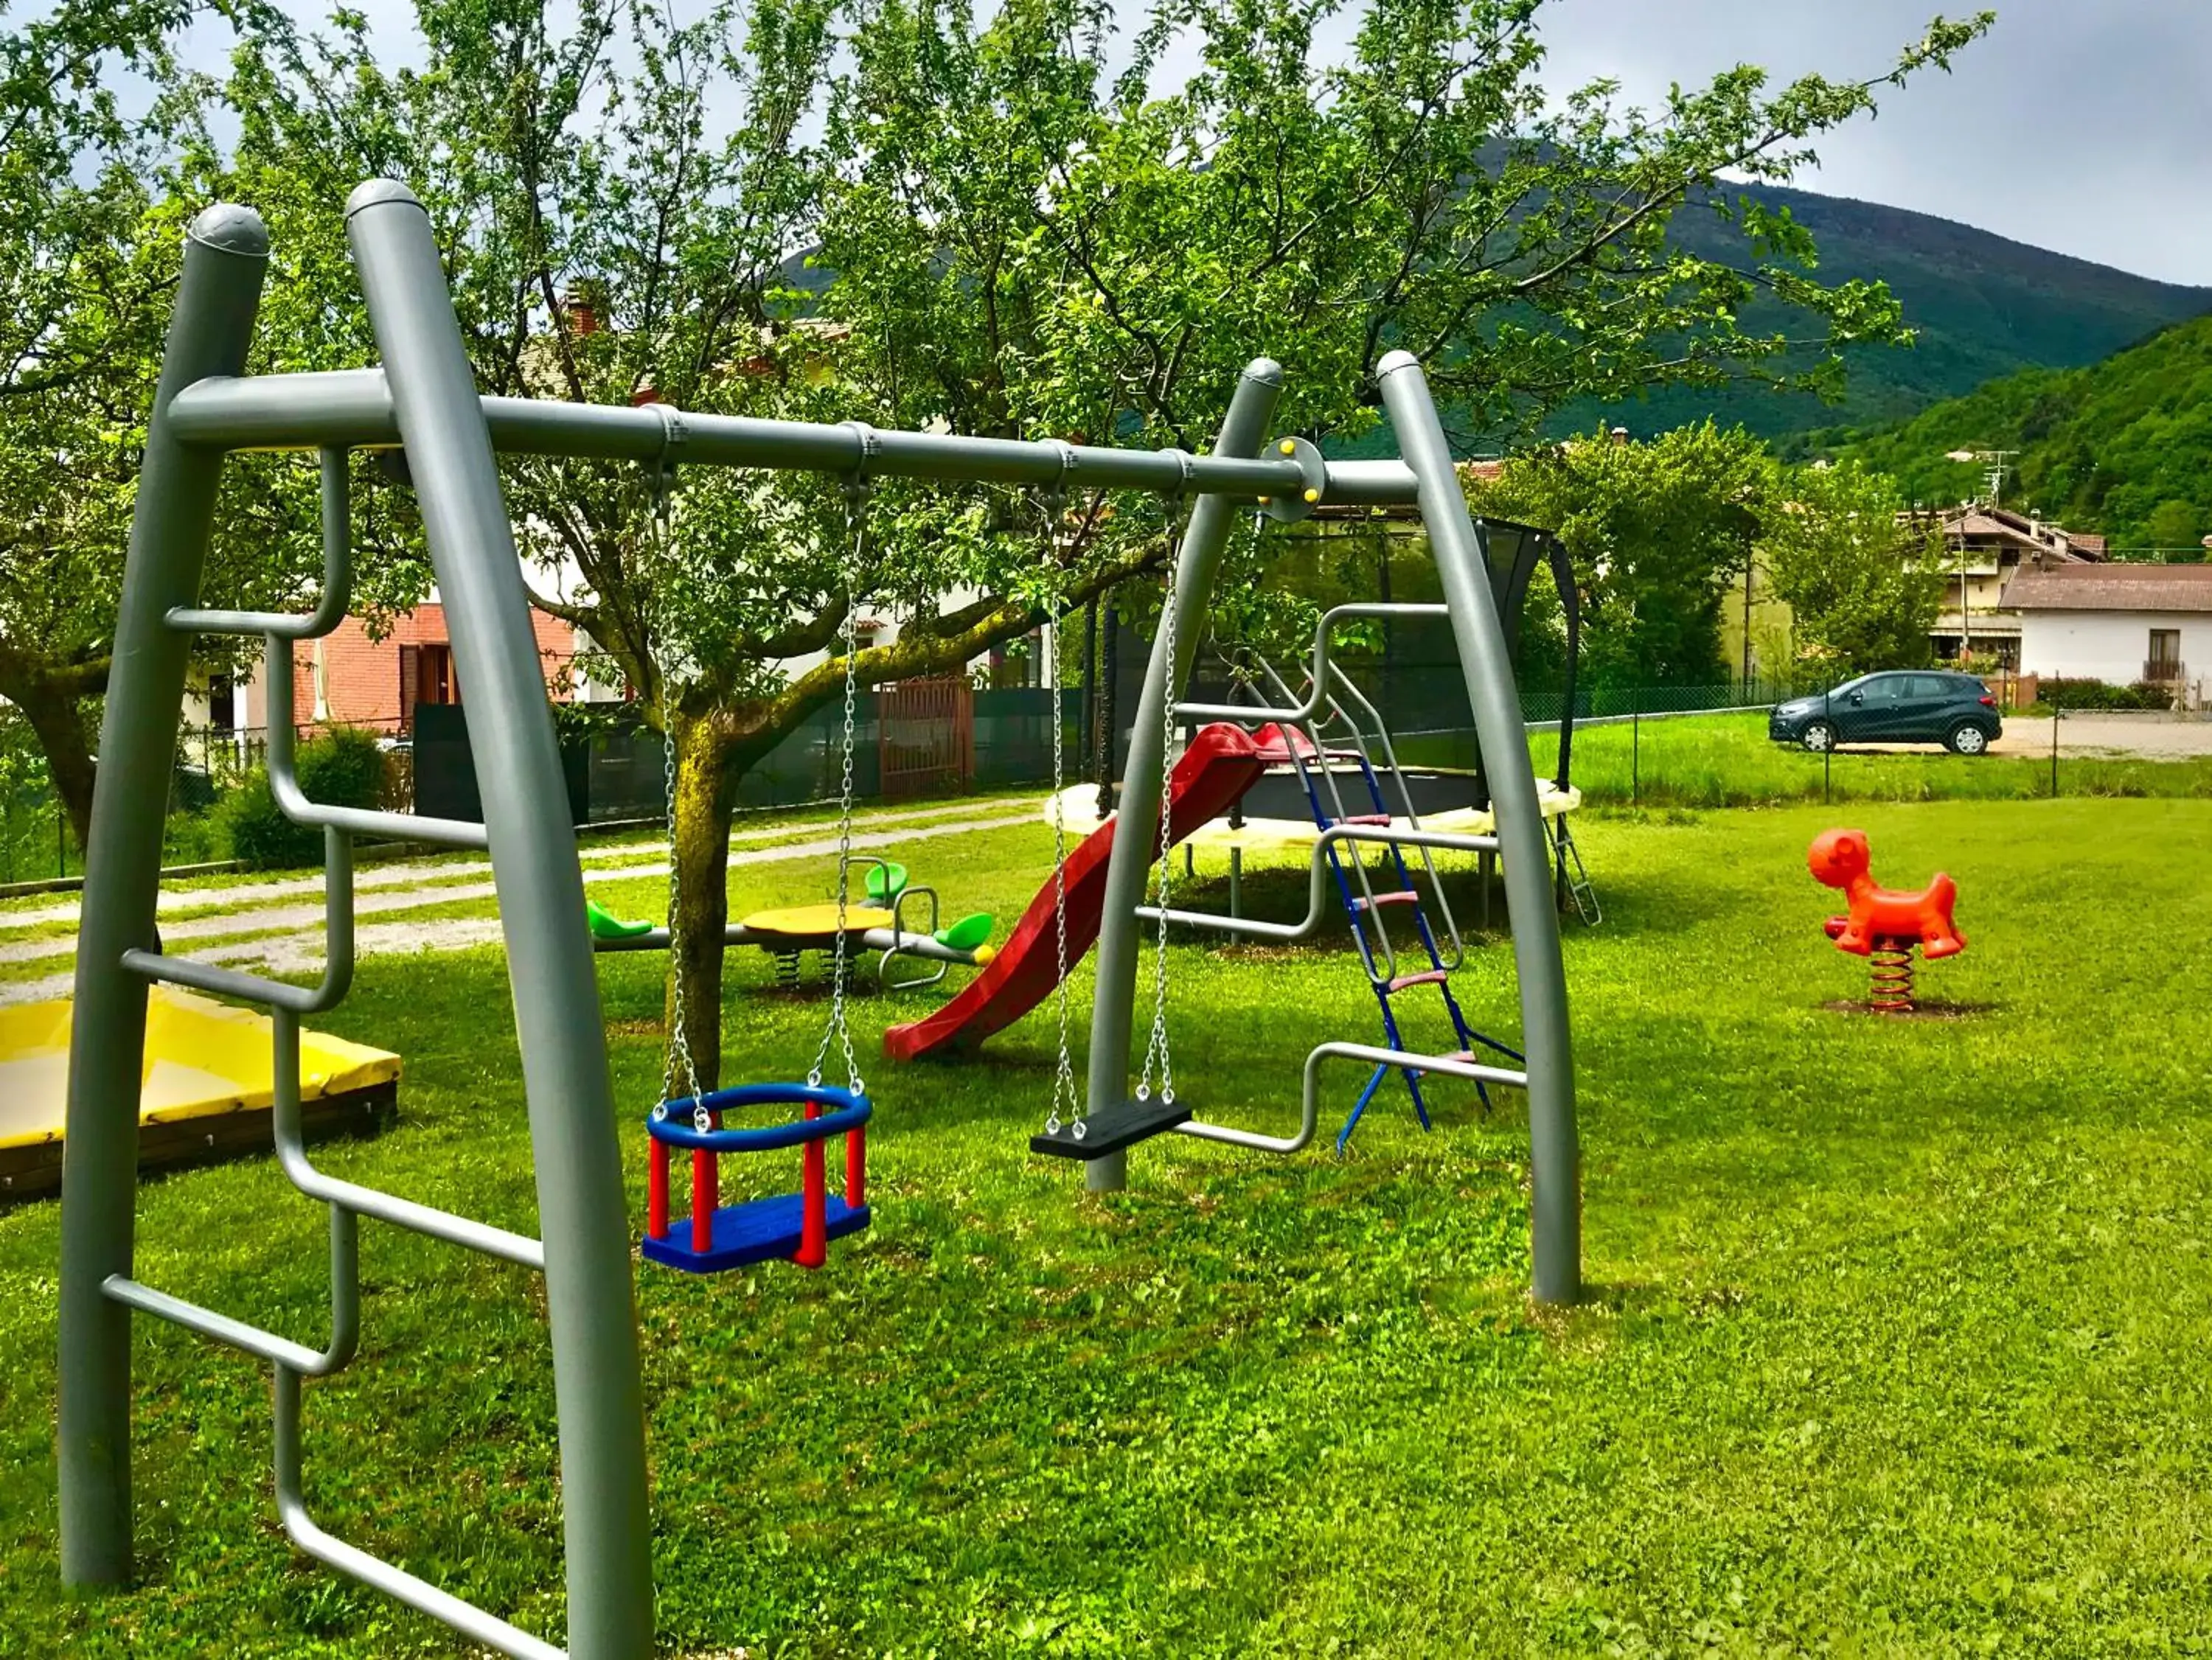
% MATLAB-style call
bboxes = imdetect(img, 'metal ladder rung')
[291,1171,545,1269]
[167,447,355,641]
[1349,889,1419,913]
[1383,968,1451,994]
[99,1088,544,1269]
[291,801,489,850]
[274,1370,564,1660]
[261,638,490,850]
[1331,812,1391,826]
[1331,825,1499,855]
[1312,1039,1529,1092]
[104,1274,345,1375]
[114,977,549,1270]
[125,946,341,1015]
[1557,819,1601,927]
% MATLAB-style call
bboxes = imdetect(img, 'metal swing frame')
[58,181,1577,1659]
[1077,370,1580,1320]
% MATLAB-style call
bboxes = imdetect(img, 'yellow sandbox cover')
[0,986,402,1155]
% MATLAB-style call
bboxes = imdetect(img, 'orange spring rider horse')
[1806,828,1965,1011]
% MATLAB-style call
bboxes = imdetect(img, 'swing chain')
[810,433,874,1095]
[1040,468,1080,1136]
[1136,485,1186,1108]
[647,407,700,1110]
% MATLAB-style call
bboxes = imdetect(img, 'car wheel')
[1947,723,1989,756]
[1800,720,1836,753]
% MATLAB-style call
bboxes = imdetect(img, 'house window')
[987,632,1040,689]
[207,674,234,733]
[2149,629,2183,683]
[399,641,461,730]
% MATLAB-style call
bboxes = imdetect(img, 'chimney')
[563,281,600,338]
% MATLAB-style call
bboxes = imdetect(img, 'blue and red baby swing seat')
[643,1082,872,1273]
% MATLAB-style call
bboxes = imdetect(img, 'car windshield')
[1828,674,1872,698]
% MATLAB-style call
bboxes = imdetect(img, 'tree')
[230,0,1991,1086]
[2145,498,2202,559]
[0,0,315,850]
[1469,424,1771,688]
[1761,460,1941,677]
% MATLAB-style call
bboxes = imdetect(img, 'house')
[190,602,587,741]
[2001,562,2212,705]
[1900,505,2107,669]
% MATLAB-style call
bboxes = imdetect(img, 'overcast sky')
[252,0,2212,287]
[1531,0,2212,287]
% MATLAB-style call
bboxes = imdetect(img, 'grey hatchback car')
[1768,670,2002,755]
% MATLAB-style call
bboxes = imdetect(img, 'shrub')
[161,811,227,868]
[2036,677,2168,713]
[220,728,389,869]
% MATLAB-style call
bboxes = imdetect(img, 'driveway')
[1852,714,2212,760]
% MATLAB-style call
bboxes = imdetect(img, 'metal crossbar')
[272,1364,564,1660]
[262,642,489,849]
[163,366,1425,503]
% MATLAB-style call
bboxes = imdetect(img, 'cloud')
[1534,0,2212,286]
[231,0,2212,287]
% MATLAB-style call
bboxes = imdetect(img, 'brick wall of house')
[243,603,580,732]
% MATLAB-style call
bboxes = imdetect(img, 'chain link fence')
[19,672,2197,892]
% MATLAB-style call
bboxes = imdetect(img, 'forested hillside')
[1807,313,2212,554]
[1569,184,2211,443]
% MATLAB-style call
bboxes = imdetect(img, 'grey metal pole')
[1096,595,1119,822]
[1080,597,1098,781]
[1377,351,1581,1306]
[60,203,271,1585]
[1082,359,1284,1193]
[344,181,652,1657]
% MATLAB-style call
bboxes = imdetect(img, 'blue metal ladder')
[1248,659,1523,1150]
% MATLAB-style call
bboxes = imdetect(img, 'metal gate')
[877,674,973,799]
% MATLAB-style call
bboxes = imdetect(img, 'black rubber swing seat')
[1029,1096,1193,1159]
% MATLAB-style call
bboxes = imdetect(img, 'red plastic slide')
[883,722,1284,1061]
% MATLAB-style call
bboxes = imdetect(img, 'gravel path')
[0,803,1043,1004]
[1986,715,2212,758]
[0,795,1034,934]
[1846,714,2212,760]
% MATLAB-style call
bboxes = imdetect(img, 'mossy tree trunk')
[0,649,105,854]
[664,709,737,1093]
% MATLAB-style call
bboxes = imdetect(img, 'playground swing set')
[56,182,1581,1659]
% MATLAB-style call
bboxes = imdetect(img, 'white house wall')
[2019,609,2212,683]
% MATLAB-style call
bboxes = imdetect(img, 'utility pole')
[1942,449,2019,664]
[1742,555,1755,688]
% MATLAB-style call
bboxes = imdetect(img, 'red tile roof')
[2003,563,2212,614]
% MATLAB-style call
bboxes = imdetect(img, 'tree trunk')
[5,666,100,854]
[665,711,736,1095]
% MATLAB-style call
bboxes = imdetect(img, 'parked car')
[1768,671,2002,756]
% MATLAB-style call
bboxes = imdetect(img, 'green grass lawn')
[1534,711,2212,807]
[6,798,2212,1655]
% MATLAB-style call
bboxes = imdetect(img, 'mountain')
[1575,184,2212,444]
[1804,312,2212,554]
